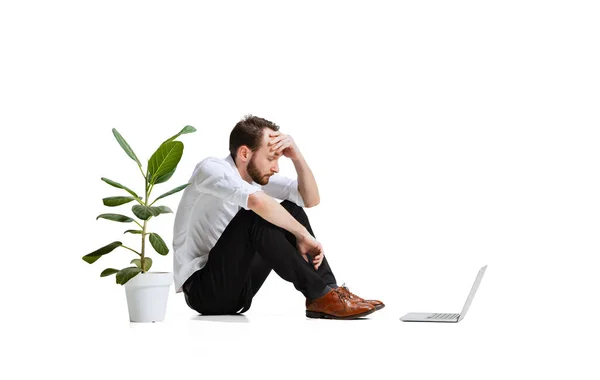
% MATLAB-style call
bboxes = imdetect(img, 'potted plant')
[82,125,196,322]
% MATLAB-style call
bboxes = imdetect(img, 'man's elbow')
[304,197,320,208]
[248,192,264,211]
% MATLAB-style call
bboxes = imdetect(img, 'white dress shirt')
[172,154,305,293]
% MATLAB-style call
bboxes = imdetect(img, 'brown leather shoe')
[337,283,385,310]
[306,288,376,319]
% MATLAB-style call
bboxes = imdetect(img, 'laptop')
[400,265,487,323]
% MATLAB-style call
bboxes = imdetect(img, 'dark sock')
[309,285,332,301]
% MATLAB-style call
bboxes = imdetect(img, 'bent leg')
[279,200,338,287]
[183,210,258,315]
[245,200,338,302]
[185,206,329,315]
[249,211,330,300]
[249,253,272,298]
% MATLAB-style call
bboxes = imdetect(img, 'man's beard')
[247,155,270,185]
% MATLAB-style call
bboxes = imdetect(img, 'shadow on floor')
[190,314,250,323]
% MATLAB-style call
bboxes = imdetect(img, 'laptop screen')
[458,265,487,321]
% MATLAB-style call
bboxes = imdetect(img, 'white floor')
[15,287,591,380]
[5,264,598,379]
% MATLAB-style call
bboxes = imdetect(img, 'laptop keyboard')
[427,313,459,320]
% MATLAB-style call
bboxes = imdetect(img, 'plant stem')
[133,220,143,229]
[121,245,141,256]
[148,183,155,199]
[141,168,149,273]
[141,219,147,272]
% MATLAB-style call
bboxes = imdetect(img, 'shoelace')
[334,287,352,303]
[340,283,362,301]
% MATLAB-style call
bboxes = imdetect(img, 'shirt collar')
[225,154,237,172]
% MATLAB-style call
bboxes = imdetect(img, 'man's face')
[246,129,282,185]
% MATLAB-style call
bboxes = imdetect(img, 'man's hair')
[229,114,280,164]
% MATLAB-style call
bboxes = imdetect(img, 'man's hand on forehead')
[267,130,300,160]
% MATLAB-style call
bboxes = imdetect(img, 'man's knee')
[280,199,300,209]
[280,200,308,224]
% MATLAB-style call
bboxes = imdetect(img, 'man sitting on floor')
[173,115,384,319]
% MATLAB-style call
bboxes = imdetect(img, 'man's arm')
[292,153,320,208]
[248,190,324,269]
[248,191,309,238]
[267,131,320,208]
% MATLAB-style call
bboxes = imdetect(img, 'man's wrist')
[293,226,310,240]
[290,151,304,163]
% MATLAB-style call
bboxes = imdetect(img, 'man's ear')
[237,146,252,163]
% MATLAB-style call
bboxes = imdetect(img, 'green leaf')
[112,128,142,167]
[103,196,135,207]
[124,229,143,234]
[147,141,183,185]
[163,125,196,144]
[131,205,172,220]
[153,183,190,203]
[116,267,142,285]
[82,241,122,264]
[131,257,153,271]
[96,213,134,223]
[131,205,156,220]
[143,257,153,271]
[149,233,169,255]
[153,205,173,214]
[151,168,176,185]
[132,205,160,220]
[101,177,140,200]
[100,268,119,277]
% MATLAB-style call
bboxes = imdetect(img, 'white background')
[1,0,599,378]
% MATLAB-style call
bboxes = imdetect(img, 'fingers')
[268,132,284,148]
[268,133,293,155]
[312,254,321,269]
[269,139,281,150]
[298,238,324,270]
[268,136,282,146]
[313,255,323,270]
[303,252,320,270]
[272,141,289,154]
[311,249,324,270]
[270,137,289,152]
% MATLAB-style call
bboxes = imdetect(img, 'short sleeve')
[192,159,261,210]
[261,174,305,207]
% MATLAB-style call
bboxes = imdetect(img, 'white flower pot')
[124,271,172,323]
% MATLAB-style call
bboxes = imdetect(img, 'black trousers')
[183,200,338,315]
